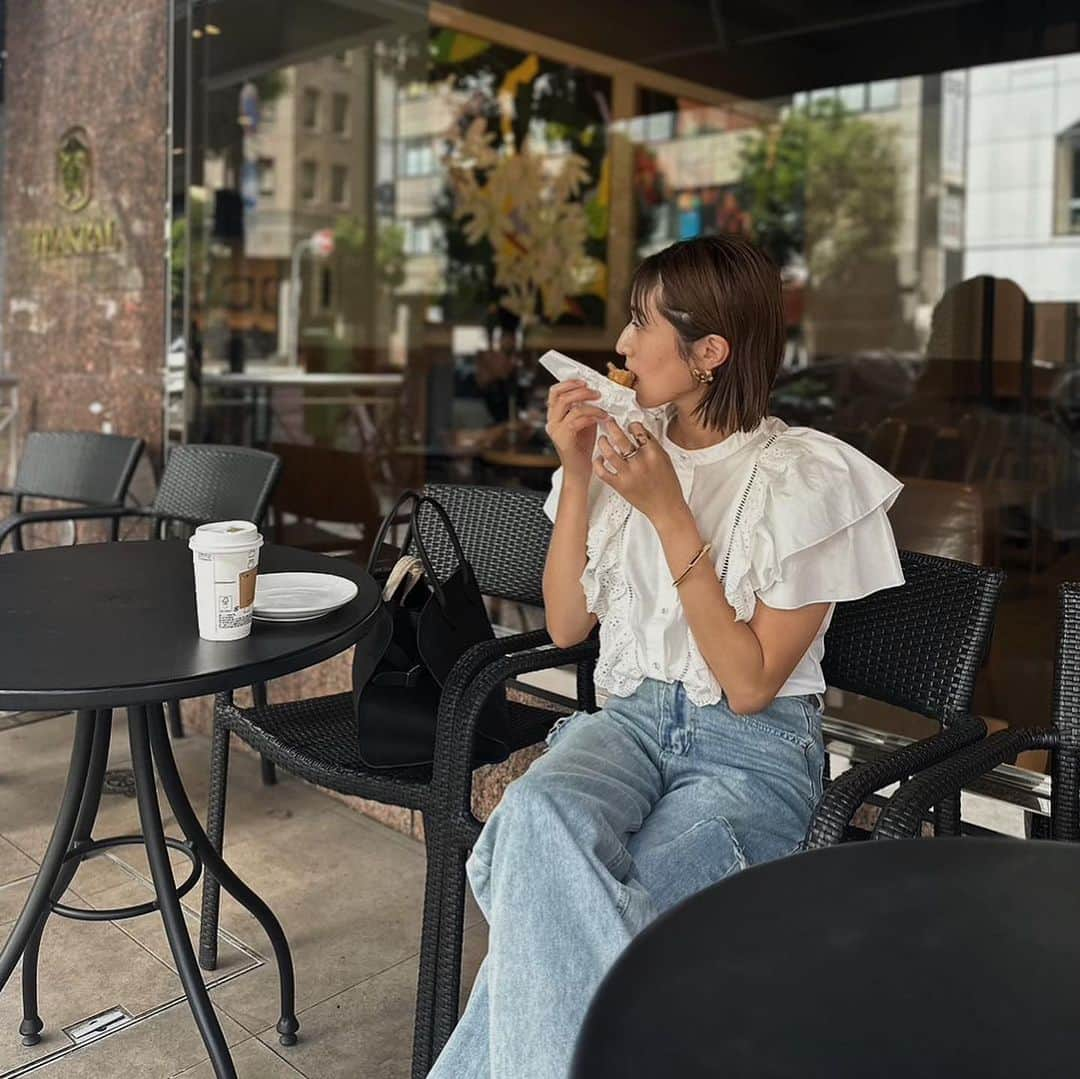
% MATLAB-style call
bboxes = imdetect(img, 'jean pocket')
[730,707,816,752]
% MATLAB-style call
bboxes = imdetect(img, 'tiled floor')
[0,712,486,1077]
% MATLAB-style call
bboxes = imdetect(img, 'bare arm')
[542,475,598,648]
[541,379,607,648]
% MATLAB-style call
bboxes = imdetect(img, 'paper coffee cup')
[188,521,264,641]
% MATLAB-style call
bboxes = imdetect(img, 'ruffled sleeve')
[723,427,904,623]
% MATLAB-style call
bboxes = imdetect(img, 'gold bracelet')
[672,542,712,588]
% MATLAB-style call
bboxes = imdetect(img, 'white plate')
[253,572,358,622]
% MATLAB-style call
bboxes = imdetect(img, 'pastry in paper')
[538,350,666,440]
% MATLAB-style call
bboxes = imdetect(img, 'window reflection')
[170,2,1080,747]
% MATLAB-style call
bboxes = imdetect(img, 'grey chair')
[0,430,144,551]
[0,444,282,745]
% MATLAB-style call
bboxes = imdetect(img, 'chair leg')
[1051,747,1079,841]
[428,838,472,1071]
[166,699,184,738]
[198,710,230,972]
[933,791,962,837]
[412,819,446,1079]
[252,683,277,786]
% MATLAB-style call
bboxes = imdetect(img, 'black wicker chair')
[804,551,1005,847]
[0,430,144,551]
[197,484,598,1079]
[873,581,1079,841]
[0,444,282,745]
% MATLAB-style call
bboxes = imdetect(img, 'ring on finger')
[620,445,640,461]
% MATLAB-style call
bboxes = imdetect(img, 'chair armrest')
[804,715,989,848]
[872,726,1059,840]
[432,636,601,816]
[0,503,148,549]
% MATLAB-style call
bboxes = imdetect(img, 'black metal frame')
[873,581,1080,841]
[0,705,297,1076]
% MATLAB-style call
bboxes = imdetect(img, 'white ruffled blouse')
[543,412,904,706]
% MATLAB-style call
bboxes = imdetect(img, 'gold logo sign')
[56,126,93,213]
[25,125,122,259]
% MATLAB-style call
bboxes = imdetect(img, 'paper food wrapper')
[538,350,667,440]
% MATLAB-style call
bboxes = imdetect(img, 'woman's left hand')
[594,419,688,525]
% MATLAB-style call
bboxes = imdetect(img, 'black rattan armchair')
[805,551,1005,847]
[872,581,1080,841]
[196,484,598,1079]
[0,444,282,743]
[0,430,144,551]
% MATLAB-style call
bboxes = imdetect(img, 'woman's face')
[615,290,699,411]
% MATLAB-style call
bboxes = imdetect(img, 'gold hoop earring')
[692,367,715,385]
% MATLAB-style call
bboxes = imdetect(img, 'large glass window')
[169,1,1080,763]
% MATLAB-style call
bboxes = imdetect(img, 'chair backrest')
[408,492,1004,724]
[1053,583,1080,744]
[417,484,551,607]
[13,431,144,507]
[823,549,1004,725]
[151,444,281,528]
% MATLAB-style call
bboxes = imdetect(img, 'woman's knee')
[480,768,631,877]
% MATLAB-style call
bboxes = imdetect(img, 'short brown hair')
[629,235,784,432]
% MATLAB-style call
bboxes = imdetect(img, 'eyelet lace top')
[544,414,905,705]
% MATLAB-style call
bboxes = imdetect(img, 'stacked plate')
[253,572,359,623]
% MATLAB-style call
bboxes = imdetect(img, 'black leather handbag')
[353,490,510,769]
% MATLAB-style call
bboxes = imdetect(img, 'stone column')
[2,0,169,463]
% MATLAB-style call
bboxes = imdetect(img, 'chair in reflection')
[269,441,381,562]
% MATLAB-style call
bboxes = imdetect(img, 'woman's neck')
[666,403,732,451]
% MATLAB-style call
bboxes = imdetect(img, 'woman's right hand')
[546,380,607,483]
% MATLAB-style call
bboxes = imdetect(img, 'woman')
[429,235,903,1078]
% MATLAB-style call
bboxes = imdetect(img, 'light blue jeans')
[428,678,825,1079]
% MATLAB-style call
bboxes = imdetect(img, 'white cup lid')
[189,520,263,554]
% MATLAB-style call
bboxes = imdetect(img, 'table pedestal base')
[0,707,300,1077]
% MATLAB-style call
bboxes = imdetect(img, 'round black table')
[0,541,380,1078]
[573,838,1080,1078]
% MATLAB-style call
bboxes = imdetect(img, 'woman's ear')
[696,334,731,373]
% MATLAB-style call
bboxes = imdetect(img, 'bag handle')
[367,490,476,610]
[367,489,422,576]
